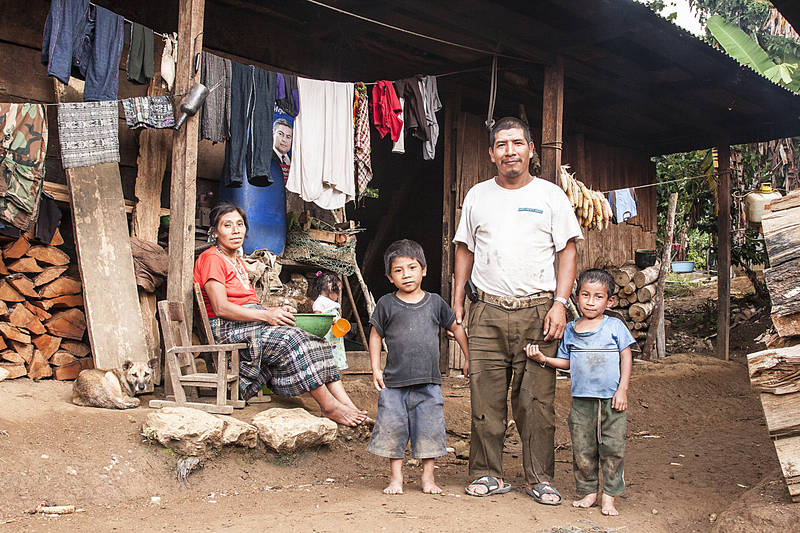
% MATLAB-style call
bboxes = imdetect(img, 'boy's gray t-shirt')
[369,292,455,387]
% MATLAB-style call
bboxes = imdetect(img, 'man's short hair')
[383,239,427,276]
[489,116,532,147]
[273,118,292,131]
[576,268,616,298]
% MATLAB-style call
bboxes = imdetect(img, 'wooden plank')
[53,78,148,369]
[762,206,800,267]
[541,56,564,184]
[766,190,800,212]
[717,144,731,360]
[748,345,800,395]
[773,435,800,501]
[765,258,800,326]
[441,91,459,372]
[760,392,800,438]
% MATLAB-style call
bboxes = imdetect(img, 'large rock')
[142,407,224,456]
[217,415,258,448]
[252,408,337,453]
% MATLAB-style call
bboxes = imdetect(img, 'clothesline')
[89,2,168,39]
[598,173,713,194]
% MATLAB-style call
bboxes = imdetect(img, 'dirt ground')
[1,276,798,532]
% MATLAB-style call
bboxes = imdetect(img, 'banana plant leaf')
[707,14,776,76]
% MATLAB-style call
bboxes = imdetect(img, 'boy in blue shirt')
[368,239,470,495]
[525,268,635,516]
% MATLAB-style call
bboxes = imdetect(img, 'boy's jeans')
[568,397,626,496]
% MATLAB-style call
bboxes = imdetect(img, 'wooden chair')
[193,283,271,403]
[149,299,246,414]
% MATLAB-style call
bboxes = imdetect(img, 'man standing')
[453,117,582,504]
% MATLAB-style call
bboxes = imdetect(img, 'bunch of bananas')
[559,165,613,230]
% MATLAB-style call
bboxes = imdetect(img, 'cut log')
[767,190,800,212]
[632,330,647,340]
[7,257,43,273]
[45,308,87,340]
[0,255,7,276]
[634,265,661,288]
[50,351,77,367]
[26,349,52,380]
[24,301,52,321]
[32,266,68,287]
[33,334,61,359]
[8,304,46,335]
[49,227,64,247]
[25,245,70,266]
[0,300,7,317]
[39,277,82,299]
[622,281,636,295]
[0,322,31,343]
[1,350,24,364]
[634,321,649,330]
[60,340,90,357]
[637,284,656,303]
[53,360,82,380]
[747,345,800,395]
[762,206,800,268]
[617,297,631,308]
[8,340,34,364]
[3,235,30,259]
[629,301,656,323]
[79,357,94,370]
[39,294,83,310]
[613,265,639,287]
[0,362,26,379]
[0,335,5,351]
[0,279,25,302]
[6,274,38,299]
[627,291,638,304]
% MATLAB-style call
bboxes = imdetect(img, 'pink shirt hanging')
[371,80,403,142]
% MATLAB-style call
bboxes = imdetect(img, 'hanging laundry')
[57,101,119,168]
[271,112,293,184]
[199,52,232,142]
[127,22,154,84]
[276,73,299,117]
[609,188,638,223]
[0,104,48,232]
[223,62,276,187]
[287,78,355,210]
[392,97,406,154]
[420,75,442,160]
[34,192,62,244]
[394,77,430,142]
[161,33,178,92]
[41,1,124,101]
[353,82,372,196]
[371,80,403,142]
[121,96,175,129]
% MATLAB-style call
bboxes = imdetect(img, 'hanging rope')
[485,55,498,131]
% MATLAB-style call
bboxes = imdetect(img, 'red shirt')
[193,247,259,318]
[371,80,403,142]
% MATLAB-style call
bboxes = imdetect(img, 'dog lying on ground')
[72,358,157,409]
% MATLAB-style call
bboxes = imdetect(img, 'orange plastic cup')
[331,318,351,337]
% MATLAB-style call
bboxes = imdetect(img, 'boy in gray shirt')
[368,239,469,495]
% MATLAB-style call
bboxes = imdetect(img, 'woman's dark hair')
[209,202,248,234]
[576,268,616,298]
[311,271,341,299]
[383,239,426,276]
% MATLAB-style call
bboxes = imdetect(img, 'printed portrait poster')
[272,106,294,183]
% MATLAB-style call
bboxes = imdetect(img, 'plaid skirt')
[210,314,341,400]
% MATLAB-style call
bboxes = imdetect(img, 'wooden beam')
[717,143,731,360]
[440,90,460,373]
[167,0,205,330]
[541,56,564,183]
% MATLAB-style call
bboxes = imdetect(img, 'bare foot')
[421,471,442,494]
[601,493,619,516]
[384,477,403,495]
[321,402,368,426]
[573,493,598,508]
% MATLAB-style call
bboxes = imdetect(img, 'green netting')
[282,230,357,275]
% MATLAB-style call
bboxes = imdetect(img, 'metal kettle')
[173,83,210,130]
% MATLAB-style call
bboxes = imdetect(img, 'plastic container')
[218,177,286,255]
[293,313,335,337]
[635,249,657,269]
[744,183,782,226]
[671,261,695,273]
[331,318,351,338]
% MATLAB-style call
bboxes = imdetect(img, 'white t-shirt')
[453,177,583,297]
[312,295,341,318]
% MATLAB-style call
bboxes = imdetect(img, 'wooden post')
[343,276,368,349]
[717,143,732,360]
[541,56,564,183]
[440,90,460,373]
[167,0,205,331]
[643,192,677,360]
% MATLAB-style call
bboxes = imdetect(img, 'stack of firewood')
[0,230,91,381]
[609,263,660,341]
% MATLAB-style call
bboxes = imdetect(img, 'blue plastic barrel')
[218,174,286,255]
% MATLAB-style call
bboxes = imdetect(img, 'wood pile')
[608,262,659,342]
[0,230,91,381]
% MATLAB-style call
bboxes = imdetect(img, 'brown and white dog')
[72,358,157,409]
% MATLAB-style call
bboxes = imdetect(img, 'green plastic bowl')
[293,313,335,337]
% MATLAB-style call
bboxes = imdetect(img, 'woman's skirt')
[210,317,341,401]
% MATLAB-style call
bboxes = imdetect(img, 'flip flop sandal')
[464,476,512,497]
[526,483,562,505]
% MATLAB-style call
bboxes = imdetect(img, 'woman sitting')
[194,203,367,426]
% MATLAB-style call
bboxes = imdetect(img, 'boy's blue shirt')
[556,316,636,399]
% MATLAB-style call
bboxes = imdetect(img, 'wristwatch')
[553,296,569,307]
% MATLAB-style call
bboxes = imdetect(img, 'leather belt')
[476,288,553,310]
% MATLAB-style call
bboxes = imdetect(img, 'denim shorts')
[367,383,447,459]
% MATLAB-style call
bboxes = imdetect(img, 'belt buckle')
[499,296,519,310]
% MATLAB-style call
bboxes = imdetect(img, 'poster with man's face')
[272,107,293,182]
